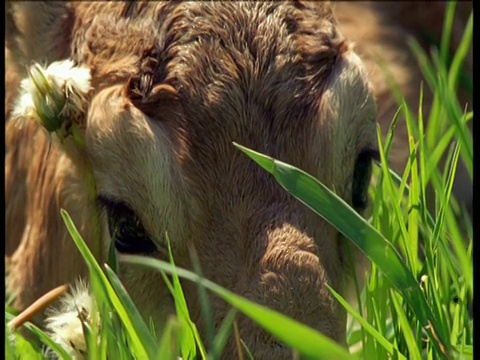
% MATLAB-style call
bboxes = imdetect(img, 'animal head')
[8,2,377,357]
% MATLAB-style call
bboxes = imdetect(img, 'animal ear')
[124,78,180,120]
[6,2,75,67]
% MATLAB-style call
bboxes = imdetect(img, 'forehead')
[76,2,375,169]
[73,2,342,97]
[78,1,376,220]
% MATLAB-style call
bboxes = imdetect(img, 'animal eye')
[97,197,157,254]
[351,149,379,211]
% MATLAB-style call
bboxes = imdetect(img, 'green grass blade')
[389,292,422,360]
[5,323,15,360]
[328,285,406,360]
[120,255,354,360]
[405,99,421,274]
[103,265,157,346]
[376,122,413,261]
[165,236,206,360]
[431,142,461,247]
[11,333,43,360]
[429,50,472,176]
[189,247,215,356]
[241,339,255,360]
[380,105,403,160]
[60,209,154,359]
[447,12,472,93]
[156,316,181,360]
[233,143,450,355]
[209,308,237,360]
[5,312,71,360]
[439,2,456,65]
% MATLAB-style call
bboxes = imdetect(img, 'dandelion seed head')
[11,59,92,135]
[44,279,93,360]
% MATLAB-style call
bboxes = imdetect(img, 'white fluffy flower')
[44,279,95,359]
[45,60,92,95]
[13,59,91,135]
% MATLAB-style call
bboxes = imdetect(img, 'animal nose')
[258,245,339,329]
[232,221,347,355]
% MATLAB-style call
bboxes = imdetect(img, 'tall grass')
[6,4,472,359]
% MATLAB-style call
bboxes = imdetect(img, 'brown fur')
[5,1,471,358]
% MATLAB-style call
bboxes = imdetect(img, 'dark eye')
[97,197,157,254]
[352,149,379,211]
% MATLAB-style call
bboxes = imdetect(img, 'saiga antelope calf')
[5,1,471,358]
